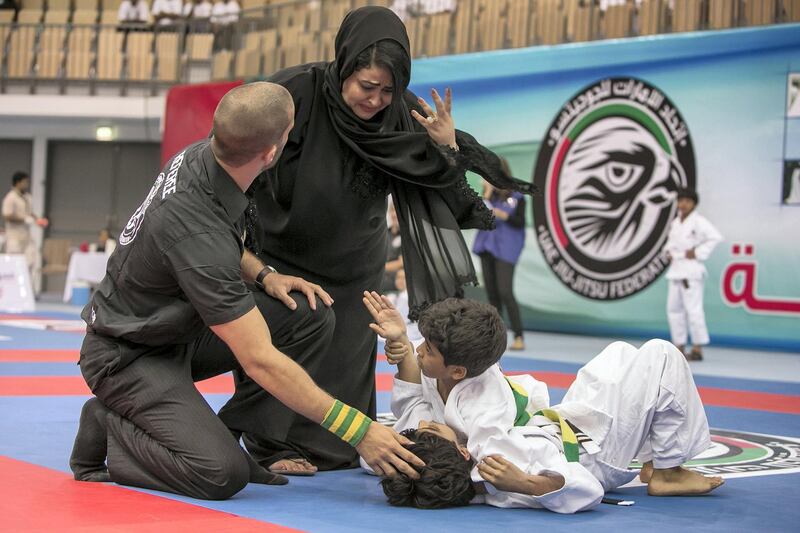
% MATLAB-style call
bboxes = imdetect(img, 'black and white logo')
[533,78,695,300]
[119,172,165,247]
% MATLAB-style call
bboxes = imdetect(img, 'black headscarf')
[262,6,535,318]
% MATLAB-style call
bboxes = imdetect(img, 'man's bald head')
[211,82,294,168]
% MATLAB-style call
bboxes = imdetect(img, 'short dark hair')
[676,188,699,205]
[417,298,507,377]
[211,82,293,167]
[351,39,410,95]
[380,429,475,509]
[12,171,29,186]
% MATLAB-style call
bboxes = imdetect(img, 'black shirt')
[83,141,255,358]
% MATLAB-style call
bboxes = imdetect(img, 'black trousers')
[77,290,334,500]
[222,255,381,471]
[479,252,524,338]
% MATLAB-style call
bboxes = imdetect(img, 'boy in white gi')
[663,188,723,360]
[362,292,724,513]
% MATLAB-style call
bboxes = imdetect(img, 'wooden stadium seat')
[566,0,599,43]
[536,0,565,45]
[72,9,98,23]
[44,10,70,23]
[102,0,122,11]
[0,10,15,22]
[66,26,95,79]
[211,50,233,80]
[602,1,633,39]
[41,239,71,282]
[96,28,123,79]
[639,0,667,35]
[241,0,267,19]
[36,25,67,78]
[322,2,349,30]
[156,31,180,81]
[475,0,504,51]
[452,2,473,53]
[99,9,117,23]
[47,0,71,11]
[672,0,703,32]
[506,0,534,48]
[742,0,776,25]
[318,28,336,62]
[404,14,425,57]
[7,26,37,77]
[19,0,45,9]
[785,0,800,21]
[426,12,452,57]
[74,0,99,10]
[186,33,214,61]
[260,28,278,74]
[126,31,153,81]
[17,9,44,23]
[708,0,738,29]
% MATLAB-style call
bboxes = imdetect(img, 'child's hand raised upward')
[362,291,408,343]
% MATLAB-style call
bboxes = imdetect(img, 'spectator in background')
[472,158,527,351]
[152,0,183,27]
[211,0,238,49]
[185,0,212,32]
[2,171,49,277]
[381,199,403,293]
[390,0,456,22]
[96,229,117,255]
[118,0,150,27]
[663,188,722,361]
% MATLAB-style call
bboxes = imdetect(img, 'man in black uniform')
[69,82,422,500]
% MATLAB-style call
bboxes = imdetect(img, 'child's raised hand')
[384,340,410,365]
[362,291,408,342]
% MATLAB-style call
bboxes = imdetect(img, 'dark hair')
[417,298,507,377]
[12,171,29,186]
[350,39,410,96]
[676,188,699,205]
[381,429,475,509]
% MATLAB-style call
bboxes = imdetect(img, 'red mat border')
[1,372,798,414]
[0,456,303,533]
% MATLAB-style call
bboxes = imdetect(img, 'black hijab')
[264,6,535,318]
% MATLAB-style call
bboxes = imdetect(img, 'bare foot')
[639,461,653,483]
[269,457,318,476]
[647,466,724,496]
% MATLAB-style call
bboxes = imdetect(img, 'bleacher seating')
[0,0,795,90]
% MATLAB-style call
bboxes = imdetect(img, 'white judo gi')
[388,340,712,514]
[663,211,722,347]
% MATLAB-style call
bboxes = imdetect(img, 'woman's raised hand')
[411,88,458,150]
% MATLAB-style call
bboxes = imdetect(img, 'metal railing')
[1,0,797,94]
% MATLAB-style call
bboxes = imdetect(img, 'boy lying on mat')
[361,291,724,513]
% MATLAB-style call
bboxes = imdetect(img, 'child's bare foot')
[639,461,653,483]
[647,466,724,496]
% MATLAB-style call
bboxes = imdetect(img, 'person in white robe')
[663,188,723,360]
[362,292,723,513]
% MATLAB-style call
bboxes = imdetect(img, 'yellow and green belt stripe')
[321,400,372,447]
[505,377,579,462]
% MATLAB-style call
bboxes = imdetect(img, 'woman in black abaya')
[219,6,535,474]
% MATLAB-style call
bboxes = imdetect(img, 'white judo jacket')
[663,211,723,281]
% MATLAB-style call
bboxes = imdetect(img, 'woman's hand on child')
[362,291,408,342]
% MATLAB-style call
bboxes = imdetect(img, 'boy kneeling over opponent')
[362,291,724,513]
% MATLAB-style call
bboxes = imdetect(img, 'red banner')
[161,80,243,165]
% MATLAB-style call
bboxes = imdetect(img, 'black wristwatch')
[254,265,277,290]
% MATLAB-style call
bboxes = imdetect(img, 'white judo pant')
[564,340,711,490]
[667,278,709,346]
